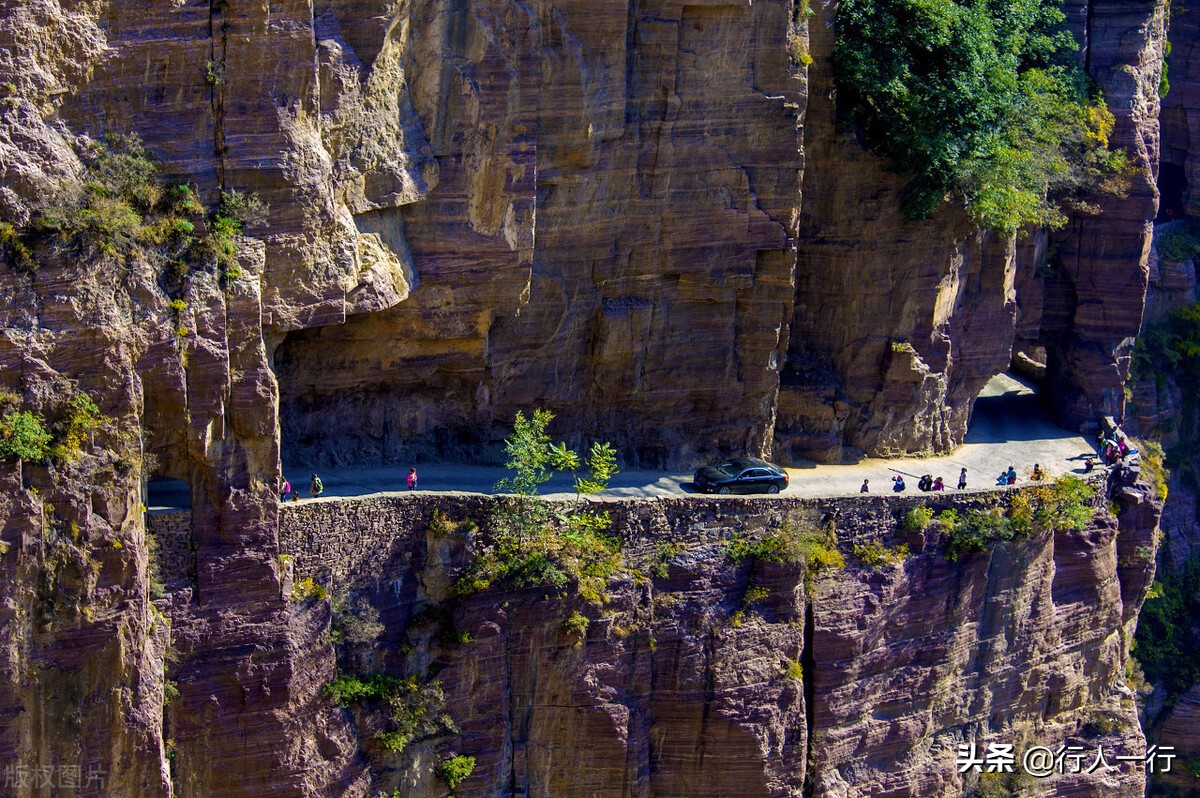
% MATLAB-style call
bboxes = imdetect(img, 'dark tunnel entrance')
[1157,161,1187,222]
[965,362,1061,446]
[145,477,192,514]
[272,321,496,472]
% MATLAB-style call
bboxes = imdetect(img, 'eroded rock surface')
[0,0,1177,794]
[249,483,1159,797]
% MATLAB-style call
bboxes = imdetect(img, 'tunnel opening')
[140,381,194,513]
[145,477,192,514]
[273,321,498,471]
[960,361,1098,482]
[965,365,1065,446]
[1157,161,1187,222]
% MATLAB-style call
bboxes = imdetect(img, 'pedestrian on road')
[1031,463,1045,481]
[860,479,869,493]
[280,478,292,502]
[892,475,905,492]
[957,468,967,490]
[309,472,323,499]
[932,476,945,491]
[407,467,418,492]
[1006,466,1017,485]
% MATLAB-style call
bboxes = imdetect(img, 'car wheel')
[767,484,780,494]
[718,486,731,495]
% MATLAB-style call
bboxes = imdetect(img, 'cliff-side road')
[147,374,1099,506]
[149,375,1100,509]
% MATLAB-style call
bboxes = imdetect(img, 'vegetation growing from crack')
[853,539,909,567]
[0,132,265,284]
[834,0,1129,231]
[453,410,622,602]
[323,673,457,754]
[1131,301,1200,476]
[902,505,933,533]
[968,771,1036,798]
[1134,553,1200,704]
[938,475,1097,561]
[291,577,328,601]
[1137,439,1170,502]
[726,519,845,578]
[329,591,384,670]
[0,388,111,465]
[438,755,476,794]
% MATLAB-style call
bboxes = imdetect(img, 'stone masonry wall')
[143,474,1158,797]
[146,511,196,592]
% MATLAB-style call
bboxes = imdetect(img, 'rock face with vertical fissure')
[0,0,1177,794]
[236,483,1158,796]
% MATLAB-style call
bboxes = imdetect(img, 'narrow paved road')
[148,374,1100,511]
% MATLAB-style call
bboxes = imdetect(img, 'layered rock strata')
[197,477,1162,797]
[276,0,803,469]
[0,0,1179,794]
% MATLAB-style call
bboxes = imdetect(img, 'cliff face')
[1123,2,1200,790]
[0,233,317,797]
[0,0,1165,473]
[0,0,1176,794]
[248,481,1158,797]
[274,0,803,469]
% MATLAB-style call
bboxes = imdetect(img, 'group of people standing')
[277,468,419,502]
[864,462,1047,494]
[861,467,971,494]
[279,473,324,502]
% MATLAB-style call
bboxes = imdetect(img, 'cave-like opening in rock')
[1157,161,1187,221]
[964,368,1059,445]
[145,477,191,513]
[273,320,495,471]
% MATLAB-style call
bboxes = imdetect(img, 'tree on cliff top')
[834,0,1129,232]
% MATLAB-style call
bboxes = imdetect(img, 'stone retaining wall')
[146,476,1111,591]
[146,510,196,591]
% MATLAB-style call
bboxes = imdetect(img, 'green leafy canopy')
[834,0,1128,232]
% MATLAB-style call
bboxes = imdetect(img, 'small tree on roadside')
[491,409,620,556]
[496,409,572,496]
[495,410,619,499]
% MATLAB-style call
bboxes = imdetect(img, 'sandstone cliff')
[206,479,1157,797]
[1122,3,1200,790]
[0,0,1166,473]
[0,0,1179,794]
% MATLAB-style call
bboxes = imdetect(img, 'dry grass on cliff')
[451,500,623,603]
[0,132,265,285]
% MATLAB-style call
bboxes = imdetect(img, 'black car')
[693,457,790,494]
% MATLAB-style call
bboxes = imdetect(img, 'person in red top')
[406,467,418,492]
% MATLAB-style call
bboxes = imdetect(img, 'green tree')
[0,411,52,461]
[495,410,618,497]
[574,441,619,497]
[438,755,476,792]
[1134,555,1200,702]
[834,0,1127,232]
[496,409,560,496]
